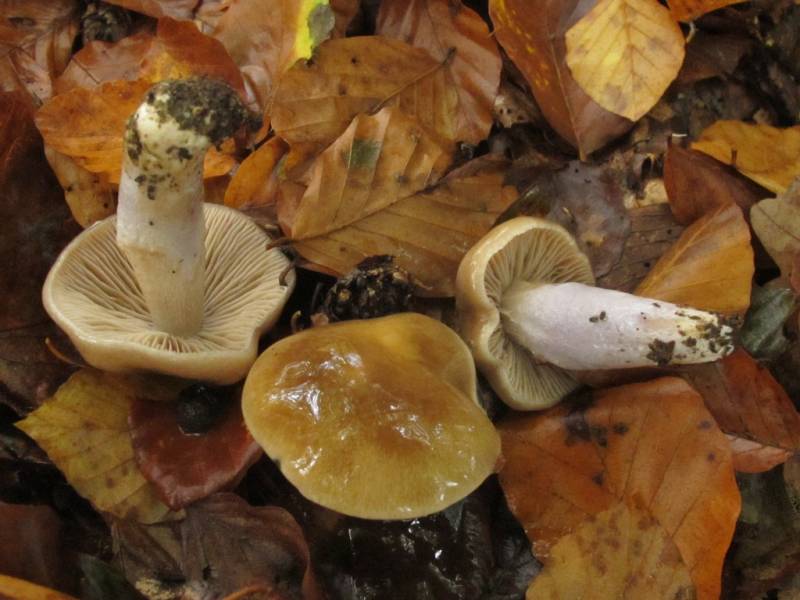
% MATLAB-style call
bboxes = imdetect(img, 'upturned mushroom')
[242,313,501,520]
[43,78,294,383]
[456,217,735,410]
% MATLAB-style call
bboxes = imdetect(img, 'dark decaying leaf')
[79,554,144,600]
[128,389,262,510]
[0,91,78,413]
[114,493,321,600]
[681,349,800,473]
[102,0,197,20]
[739,286,796,360]
[676,32,753,85]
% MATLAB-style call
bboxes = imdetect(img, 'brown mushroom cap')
[455,217,595,410]
[242,313,501,520]
[43,203,294,384]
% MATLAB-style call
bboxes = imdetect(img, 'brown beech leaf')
[224,137,288,210]
[293,156,518,296]
[376,0,501,145]
[44,147,116,227]
[271,36,459,157]
[489,0,632,157]
[0,0,80,103]
[635,202,754,314]
[676,32,753,85]
[750,180,800,278]
[667,0,747,22]
[283,107,451,239]
[565,0,685,122]
[211,0,336,108]
[103,0,198,19]
[499,377,740,600]
[680,349,800,474]
[35,79,236,185]
[0,91,78,412]
[664,144,765,225]
[129,392,262,510]
[0,575,78,600]
[692,121,800,194]
[16,369,174,524]
[114,493,321,599]
[57,18,246,95]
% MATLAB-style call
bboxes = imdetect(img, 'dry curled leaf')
[681,349,800,473]
[692,121,800,194]
[750,180,800,279]
[635,202,754,314]
[376,0,501,145]
[282,107,451,239]
[224,136,288,210]
[16,369,173,524]
[293,156,518,296]
[211,0,336,108]
[35,79,237,185]
[499,377,741,600]
[664,144,765,225]
[271,36,459,157]
[0,0,79,103]
[565,0,685,122]
[489,0,632,157]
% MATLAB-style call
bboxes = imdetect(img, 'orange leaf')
[634,202,754,314]
[284,107,451,240]
[565,0,685,122]
[376,0,501,145]
[43,147,116,227]
[681,349,800,473]
[499,377,740,600]
[692,120,800,194]
[489,0,632,157]
[35,79,236,185]
[664,144,765,225]
[224,137,288,210]
[668,0,747,22]
[0,575,77,600]
[271,36,460,156]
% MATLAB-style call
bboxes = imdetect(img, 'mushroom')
[43,78,294,383]
[456,217,735,410]
[242,313,501,520]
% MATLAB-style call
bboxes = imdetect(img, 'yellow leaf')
[224,137,288,210]
[750,181,800,278]
[16,370,173,524]
[0,574,77,600]
[634,203,754,314]
[692,120,800,194]
[527,504,694,599]
[294,157,518,296]
[272,36,459,156]
[565,0,685,121]
[285,107,451,240]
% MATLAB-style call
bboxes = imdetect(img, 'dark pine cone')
[321,256,414,321]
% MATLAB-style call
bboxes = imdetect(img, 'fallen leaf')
[750,180,800,277]
[129,389,262,510]
[489,0,632,157]
[597,203,685,292]
[526,503,694,598]
[0,574,78,600]
[635,202,754,314]
[680,349,800,474]
[35,79,237,185]
[565,0,685,121]
[102,0,197,19]
[0,91,78,411]
[271,36,460,157]
[664,144,765,225]
[330,0,360,36]
[727,437,795,474]
[667,0,747,22]
[114,493,321,599]
[0,0,80,103]
[376,0,501,145]
[692,121,800,194]
[293,156,518,296]
[78,555,144,600]
[739,286,796,360]
[676,32,753,85]
[16,369,174,524]
[499,377,740,600]
[224,137,288,210]
[283,107,451,239]
[211,0,336,108]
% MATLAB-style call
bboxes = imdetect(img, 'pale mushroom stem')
[501,282,735,371]
[116,78,248,336]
